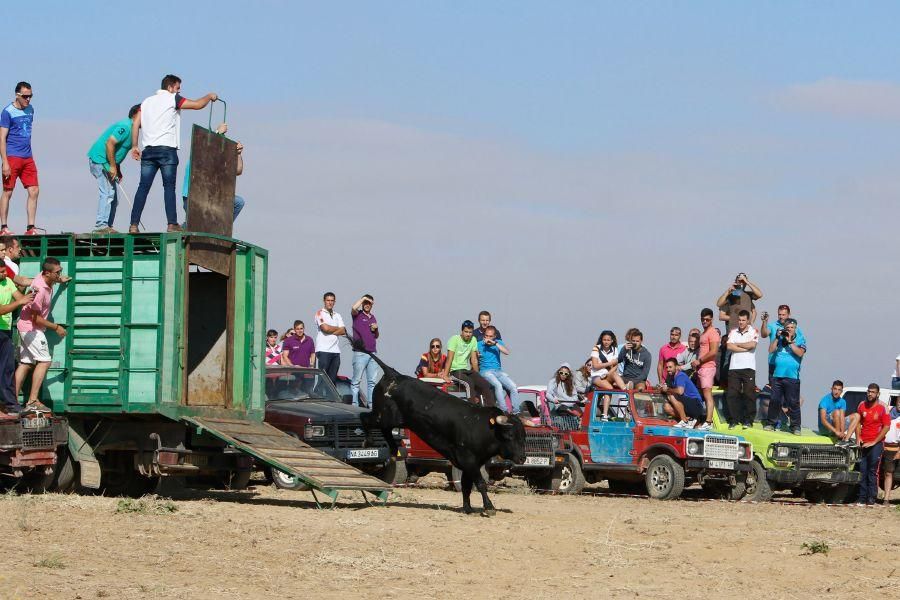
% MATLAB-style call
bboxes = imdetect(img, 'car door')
[588,392,634,464]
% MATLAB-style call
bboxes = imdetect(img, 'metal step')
[182,416,391,503]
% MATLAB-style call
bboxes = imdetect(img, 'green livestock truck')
[16,232,390,503]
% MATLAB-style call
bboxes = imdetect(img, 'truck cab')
[710,389,860,503]
[561,390,752,500]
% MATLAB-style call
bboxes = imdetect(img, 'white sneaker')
[685,419,697,428]
[674,420,689,428]
[698,422,712,431]
[601,415,609,422]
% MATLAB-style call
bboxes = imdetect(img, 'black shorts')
[883,448,899,474]
[676,395,705,420]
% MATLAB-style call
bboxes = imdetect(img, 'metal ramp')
[183,416,391,503]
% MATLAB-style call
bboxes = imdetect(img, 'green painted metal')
[18,233,268,421]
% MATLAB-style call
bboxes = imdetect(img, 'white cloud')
[774,77,900,121]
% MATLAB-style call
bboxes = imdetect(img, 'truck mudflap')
[767,469,862,485]
[182,417,392,503]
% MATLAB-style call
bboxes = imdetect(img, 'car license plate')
[22,417,49,429]
[708,459,734,470]
[347,448,380,459]
[524,456,550,466]
[806,471,832,480]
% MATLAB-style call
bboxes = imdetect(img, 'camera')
[778,328,791,342]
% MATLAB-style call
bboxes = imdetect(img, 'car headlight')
[391,427,405,439]
[775,446,790,458]
[551,436,560,450]
[739,443,752,461]
[687,440,703,456]
[304,425,326,438]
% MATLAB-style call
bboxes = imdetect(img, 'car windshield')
[632,393,673,421]
[265,370,341,402]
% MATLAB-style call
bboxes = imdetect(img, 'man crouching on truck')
[15,257,66,412]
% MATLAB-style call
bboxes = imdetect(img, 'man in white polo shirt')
[129,74,217,233]
[314,292,346,384]
[724,309,758,429]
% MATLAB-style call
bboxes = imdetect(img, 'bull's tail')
[345,334,400,379]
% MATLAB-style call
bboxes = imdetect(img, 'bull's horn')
[495,414,509,424]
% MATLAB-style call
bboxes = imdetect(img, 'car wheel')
[557,454,585,495]
[272,469,311,491]
[743,461,773,502]
[645,455,685,500]
[377,459,408,486]
[449,465,490,492]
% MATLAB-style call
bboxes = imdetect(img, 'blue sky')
[8,2,900,423]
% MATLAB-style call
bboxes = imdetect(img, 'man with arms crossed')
[314,293,345,383]
[724,310,758,429]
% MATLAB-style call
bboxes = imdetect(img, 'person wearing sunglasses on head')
[546,363,582,413]
[416,338,446,379]
[0,82,40,236]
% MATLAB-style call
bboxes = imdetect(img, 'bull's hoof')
[482,508,497,517]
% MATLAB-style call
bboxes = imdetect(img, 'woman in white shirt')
[590,330,626,420]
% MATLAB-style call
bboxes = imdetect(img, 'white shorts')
[19,330,51,364]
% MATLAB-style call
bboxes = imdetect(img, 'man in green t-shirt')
[441,320,497,407]
[0,244,33,415]
[87,105,141,233]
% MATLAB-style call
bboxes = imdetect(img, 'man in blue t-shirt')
[661,358,706,428]
[764,318,807,434]
[760,304,805,381]
[477,326,520,414]
[817,380,847,438]
[87,105,141,233]
[0,81,40,236]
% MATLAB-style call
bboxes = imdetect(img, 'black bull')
[357,348,526,515]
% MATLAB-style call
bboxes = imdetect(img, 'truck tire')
[450,465,490,492]
[272,469,311,492]
[377,459,408,486]
[743,460,773,502]
[645,455,685,500]
[557,454,585,495]
[52,449,78,494]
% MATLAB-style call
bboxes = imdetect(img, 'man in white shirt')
[724,310,758,429]
[314,292,346,384]
[129,75,217,233]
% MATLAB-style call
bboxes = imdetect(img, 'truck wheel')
[743,461,773,502]
[272,469,311,492]
[450,465,490,492]
[557,454,585,495]
[52,449,78,494]
[377,459,408,486]
[645,455,685,500]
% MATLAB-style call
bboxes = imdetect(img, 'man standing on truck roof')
[0,241,33,415]
[14,257,67,413]
[129,74,217,233]
[692,308,720,429]
[759,304,805,383]
[763,318,806,435]
[281,320,315,367]
[314,293,345,384]
[350,295,380,407]
[0,82,41,237]
[87,104,141,233]
[724,310,758,429]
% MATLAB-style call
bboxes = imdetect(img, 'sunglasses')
[558,370,570,375]
[431,344,441,349]
[17,94,33,99]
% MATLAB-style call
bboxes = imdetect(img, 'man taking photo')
[763,318,806,434]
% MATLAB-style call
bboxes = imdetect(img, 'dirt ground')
[4,474,898,600]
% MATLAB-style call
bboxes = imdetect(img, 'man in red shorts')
[0,82,40,235]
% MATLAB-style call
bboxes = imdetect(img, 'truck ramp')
[183,417,391,503]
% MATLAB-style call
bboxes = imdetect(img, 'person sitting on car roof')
[416,338,446,378]
[546,363,581,410]
[573,359,592,395]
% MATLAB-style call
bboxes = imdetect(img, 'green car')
[711,390,860,503]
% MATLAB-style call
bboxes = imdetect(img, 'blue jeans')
[351,351,381,407]
[858,442,884,504]
[316,351,340,384]
[183,194,245,222]
[481,370,519,413]
[892,377,900,391]
[89,160,118,228]
[133,146,179,226]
